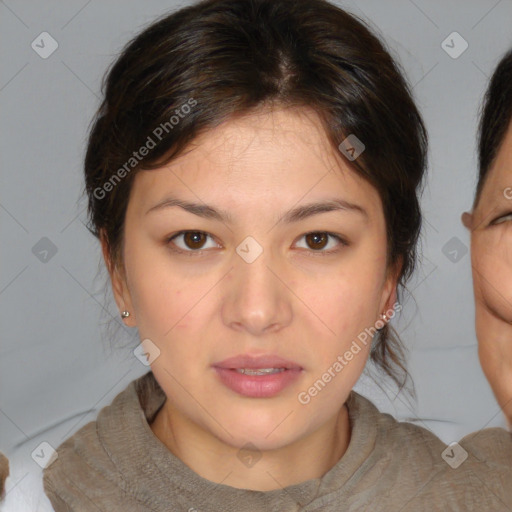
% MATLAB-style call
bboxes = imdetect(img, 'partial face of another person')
[465,120,512,423]
[471,122,512,323]
[107,106,398,451]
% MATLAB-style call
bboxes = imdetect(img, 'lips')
[212,354,303,398]
[213,354,303,371]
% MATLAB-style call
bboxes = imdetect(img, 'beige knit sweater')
[43,371,512,511]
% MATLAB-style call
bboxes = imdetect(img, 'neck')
[150,400,351,491]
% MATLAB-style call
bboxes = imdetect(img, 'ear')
[461,211,473,230]
[379,256,402,321]
[100,229,136,327]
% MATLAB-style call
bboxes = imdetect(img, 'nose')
[222,247,293,337]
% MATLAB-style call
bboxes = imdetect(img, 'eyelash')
[165,231,349,257]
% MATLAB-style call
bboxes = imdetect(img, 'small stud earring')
[121,310,130,319]
[376,312,388,331]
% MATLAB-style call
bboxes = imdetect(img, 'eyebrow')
[145,195,368,224]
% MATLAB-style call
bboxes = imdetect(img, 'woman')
[463,49,512,431]
[43,0,512,509]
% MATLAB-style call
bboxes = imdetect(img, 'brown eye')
[167,231,218,255]
[296,232,348,255]
[183,231,207,249]
[305,232,329,250]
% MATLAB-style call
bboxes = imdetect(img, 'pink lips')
[212,354,303,398]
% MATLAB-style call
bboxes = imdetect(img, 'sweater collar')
[97,371,380,511]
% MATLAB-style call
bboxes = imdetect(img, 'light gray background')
[1,0,512,509]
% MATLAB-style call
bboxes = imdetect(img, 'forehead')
[169,106,345,182]
[128,107,383,219]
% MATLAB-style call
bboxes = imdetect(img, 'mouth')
[212,354,303,398]
[234,368,287,375]
[213,354,303,371]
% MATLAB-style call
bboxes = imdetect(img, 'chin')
[221,430,300,453]
[215,411,307,450]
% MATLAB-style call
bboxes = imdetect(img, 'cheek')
[316,277,380,335]
[301,256,386,359]
[473,233,512,322]
[294,275,378,410]
[124,241,202,340]
[130,268,210,379]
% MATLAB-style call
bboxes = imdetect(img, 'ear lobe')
[99,229,136,326]
[381,257,401,316]
[462,211,473,230]
[383,282,399,315]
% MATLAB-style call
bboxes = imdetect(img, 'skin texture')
[101,106,399,491]
[463,121,512,427]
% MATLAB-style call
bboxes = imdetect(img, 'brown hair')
[84,0,427,393]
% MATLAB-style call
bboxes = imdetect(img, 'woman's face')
[109,107,397,451]
[469,121,512,325]
[465,121,512,423]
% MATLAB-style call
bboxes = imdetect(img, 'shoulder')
[42,419,119,510]
[348,392,512,508]
[42,376,145,510]
[458,427,512,502]
[349,391,447,462]
[351,391,512,465]
[460,426,512,463]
